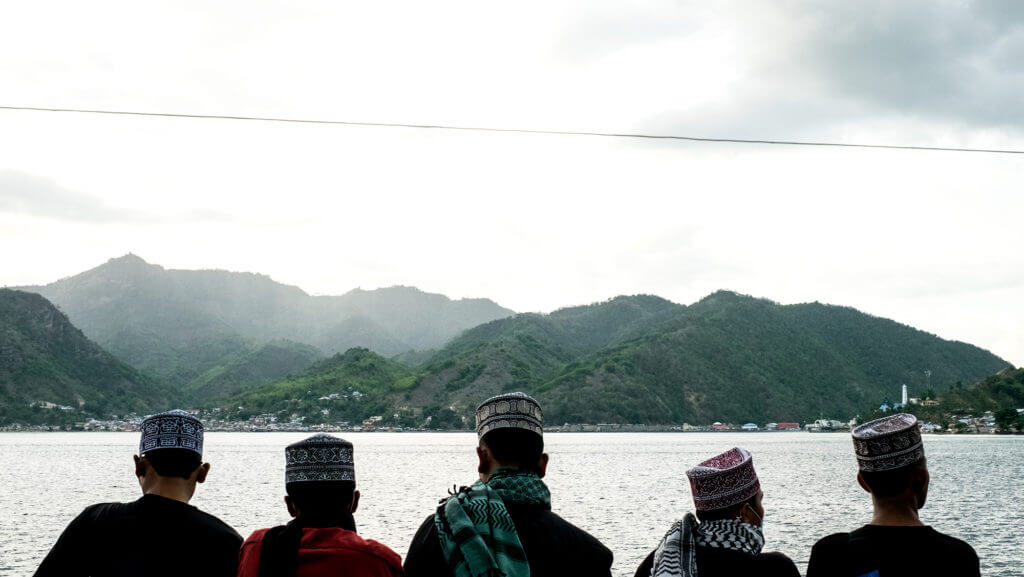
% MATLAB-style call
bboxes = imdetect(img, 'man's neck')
[869,499,923,527]
[142,481,194,504]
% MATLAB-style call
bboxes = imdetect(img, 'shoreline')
[1,428,1017,435]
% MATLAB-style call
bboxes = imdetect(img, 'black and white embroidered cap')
[139,409,204,457]
[475,392,543,438]
[285,434,355,484]
[852,413,925,472]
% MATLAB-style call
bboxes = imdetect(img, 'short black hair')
[695,494,758,522]
[480,428,544,471]
[860,457,927,498]
[286,480,356,518]
[144,449,202,479]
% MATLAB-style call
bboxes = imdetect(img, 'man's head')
[135,410,209,501]
[852,414,929,510]
[283,434,359,519]
[695,490,764,527]
[474,392,547,481]
[686,447,764,527]
[285,480,359,519]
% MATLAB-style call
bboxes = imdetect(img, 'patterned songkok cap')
[852,413,924,472]
[285,434,355,484]
[139,409,204,457]
[475,392,543,438]
[686,447,761,511]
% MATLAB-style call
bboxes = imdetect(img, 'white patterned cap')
[475,392,543,438]
[139,410,204,457]
[852,413,924,472]
[285,434,355,484]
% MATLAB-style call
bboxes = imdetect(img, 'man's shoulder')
[520,508,612,556]
[349,533,404,569]
[80,500,138,517]
[811,531,852,551]
[756,551,801,574]
[927,528,977,550]
[186,506,243,541]
[242,527,271,546]
[69,499,145,526]
[697,546,799,574]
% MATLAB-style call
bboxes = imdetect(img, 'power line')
[1,104,1021,155]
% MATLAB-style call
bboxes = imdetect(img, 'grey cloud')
[788,0,1024,128]
[0,170,141,223]
[0,171,232,223]
[562,0,1024,139]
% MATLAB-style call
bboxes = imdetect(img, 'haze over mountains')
[17,254,513,387]
[3,255,1015,426]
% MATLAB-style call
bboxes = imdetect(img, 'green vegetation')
[0,289,172,425]
[226,292,1009,427]
[880,367,1024,431]
[5,279,1013,430]
[183,340,323,402]
[222,348,415,425]
[538,292,1009,424]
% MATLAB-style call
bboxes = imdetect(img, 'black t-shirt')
[34,494,242,577]
[807,525,980,577]
[634,545,800,577]
[403,502,613,577]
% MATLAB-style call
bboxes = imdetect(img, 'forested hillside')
[182,340,323,402]
[0,289,171,425]
[224,347,416,425]
[537,291,1011,424]
[224,292,1011,426]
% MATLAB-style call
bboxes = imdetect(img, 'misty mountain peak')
[102,253,163,273]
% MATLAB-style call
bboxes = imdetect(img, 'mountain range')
[225,292,1012,426]
[17,254,513,387]
[4,256,1016,426]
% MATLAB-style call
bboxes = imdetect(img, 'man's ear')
[536,453,549,478]
[914,467,930,509]
[477,445,490,478]
[194,462,211,484]
[350,489,361,514]
[285,495,299,518]
[134,455,146,478]
[856,472,871,494]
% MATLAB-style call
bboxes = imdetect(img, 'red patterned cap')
[686,447,761,511]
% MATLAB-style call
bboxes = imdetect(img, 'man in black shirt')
[634,447,799,577]
[403,392,613,577]
[34,410,242,577]
[807,413,980,577]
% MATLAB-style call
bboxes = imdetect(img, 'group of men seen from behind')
[34,394,980,577]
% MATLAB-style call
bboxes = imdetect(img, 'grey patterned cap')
[475,392,543,438]
[852,413,925,472]
[139,409,204,457]
[285,434,355,484]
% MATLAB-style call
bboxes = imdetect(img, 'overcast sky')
[1,1,1022,366]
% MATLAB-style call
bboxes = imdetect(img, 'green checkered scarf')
[435,469,551,577]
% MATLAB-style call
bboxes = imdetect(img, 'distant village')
[4,391,1020,434]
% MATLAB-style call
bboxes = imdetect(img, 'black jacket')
[404,501,613,577]
[634,546,800,577]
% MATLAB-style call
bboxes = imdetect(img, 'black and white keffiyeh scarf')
[650,513,765,577]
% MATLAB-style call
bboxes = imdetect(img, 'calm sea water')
[1,432,1021,576]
